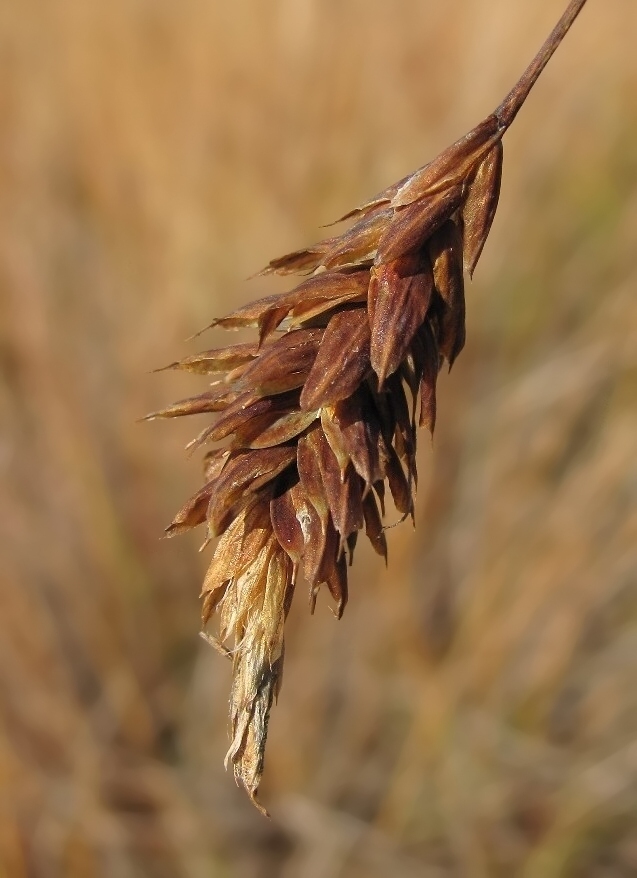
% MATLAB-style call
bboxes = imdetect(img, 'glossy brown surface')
[3,0,637,874]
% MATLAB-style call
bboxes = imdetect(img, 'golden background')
[1,1,637,875]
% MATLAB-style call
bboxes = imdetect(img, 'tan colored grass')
[1,0,637,875]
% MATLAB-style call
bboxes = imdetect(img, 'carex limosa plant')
[148,0,591,813]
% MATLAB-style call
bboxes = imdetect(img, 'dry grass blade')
[153,0,592,813]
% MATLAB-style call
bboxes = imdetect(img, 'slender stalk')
[496,0,590,129]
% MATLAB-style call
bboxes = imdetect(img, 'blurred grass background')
[1,1,637,875]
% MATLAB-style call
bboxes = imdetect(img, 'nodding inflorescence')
[147,0,590,814]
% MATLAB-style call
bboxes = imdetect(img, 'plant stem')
[496,0,590,129]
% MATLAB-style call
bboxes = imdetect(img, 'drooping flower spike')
[148,0,590,813]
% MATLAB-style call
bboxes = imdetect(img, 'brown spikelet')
[375,185,464,264]
[300,308,371,409]
[369,251,434,386]
[149,0,590,813]
[391,115,501,206]
[429,220,466,369]
[462,141,504,277]
[157,341,258,375]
